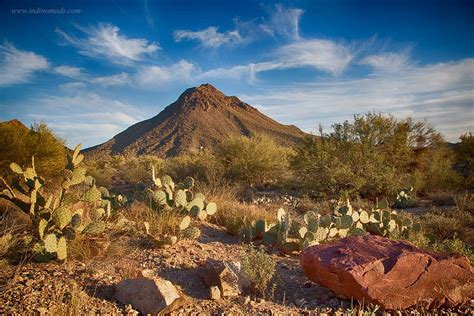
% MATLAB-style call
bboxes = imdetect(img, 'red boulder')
[300,235,474,309]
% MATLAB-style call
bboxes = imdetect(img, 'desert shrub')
[0,121,67,178]
[421,212,463,240]
[412,145,463,195]
[164,152,223,185]
[455,192,474,214]
[215,134,292,187]
[455,132,474,188]
[420,207,474,244]
[86,155,164,188]
[402,232,473,264]
[117,155,164,184]
[241,245,276,296]
[207,185,276,235]
[84,160,116,188]
[432,237,474,264]
[292,113,444,199]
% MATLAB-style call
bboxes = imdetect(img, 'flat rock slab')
[300,235,474,310]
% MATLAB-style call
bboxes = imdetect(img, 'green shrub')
[86,155,164,187]
[164,152,223,185]
[215,134,292,186]
[455,133,474,188]
[118,155,164,184]
[241,245,276,296]
[0,121,67,178]
[291,113,445,199]
[412,145,463,195]
[432,237,474,264]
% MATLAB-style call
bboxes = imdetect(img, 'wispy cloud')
[199,38,354,80]
[361,50,411,72]
[21,92,148,146]
[59,82,86,90]
[174,27,242,48]
[270,4,303,40]
[134,60,197,87]
[274,39,354,75]
[53,65,83,79]
[0,42,49,86]
[91,72,130,86]
[174,4,304,48]
[56,23,160,65]
[239,58,474,142]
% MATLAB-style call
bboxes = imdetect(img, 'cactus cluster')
[240,199,422,255]
[147,167,217,221]
[393,186,416,209]
[143,215,201,247]
[0,144,108,261]
[139,168,216,247]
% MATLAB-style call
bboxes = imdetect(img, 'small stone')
[209,286,221,300]
[239,295,251,305]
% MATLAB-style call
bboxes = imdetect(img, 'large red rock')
[300,235,474,310]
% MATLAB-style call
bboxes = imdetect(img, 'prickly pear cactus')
[239,198,422,256]
[182,226,201,240]
[82,221,105,235]
[0,144,111,262]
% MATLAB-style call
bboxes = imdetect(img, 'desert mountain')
[85,84,307,157]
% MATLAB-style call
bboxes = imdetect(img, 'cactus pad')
[182,226,201,240]
[52,207,72,230]
[179,216,191,230]
[183,177,195,190]
[57,237,67,260]
[82,221,105,235]
[44,234,58,253]
[174,189,187,207]
[205,202,217,215]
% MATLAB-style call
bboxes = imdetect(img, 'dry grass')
[199,184,277,235]
[0,210,29,262]
[124,201,181,236]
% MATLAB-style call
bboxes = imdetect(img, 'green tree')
[292,113,444,198]
[215,134,291,186]
[0,121,67,178]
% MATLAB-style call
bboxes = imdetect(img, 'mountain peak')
[85,84,307,157]
[176,83,242,110]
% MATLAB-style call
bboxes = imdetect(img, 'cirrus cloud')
[56,23,160,65]
[0,42,49,86]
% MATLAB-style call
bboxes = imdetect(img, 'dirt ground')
[0,222,346,315]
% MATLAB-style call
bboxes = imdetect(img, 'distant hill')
[85,83,307,157]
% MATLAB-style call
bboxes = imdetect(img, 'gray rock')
[115,277,181,315]
[200,258,250,297]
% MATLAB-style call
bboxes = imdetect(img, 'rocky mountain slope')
[85,84,307,157]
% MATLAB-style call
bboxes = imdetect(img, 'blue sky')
[0,0,473,147]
